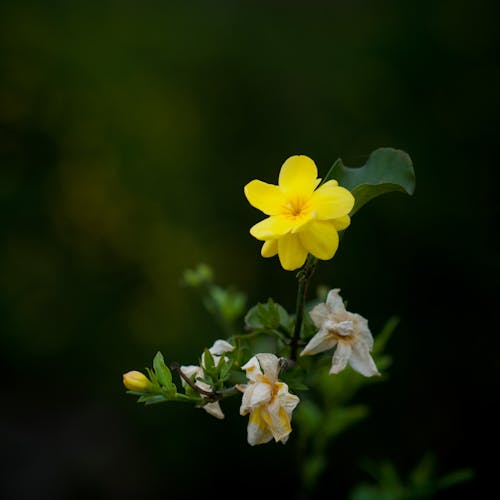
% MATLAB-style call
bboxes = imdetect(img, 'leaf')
[322,405,369,440]
[153,352,173,389]
[437,468,475,490]
[202,348,215,371]
[373,316,400,355]
[244,299,290,331]
[328,148,415,215]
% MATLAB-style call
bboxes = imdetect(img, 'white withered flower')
[300,288,380,377]
[237,353,300,446]
[180,339,235,419]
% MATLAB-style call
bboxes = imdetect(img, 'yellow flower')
[244,155,355,270]
[123,371,152,391]
[237,353,300,446]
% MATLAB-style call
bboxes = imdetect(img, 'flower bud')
[123,371,152,391]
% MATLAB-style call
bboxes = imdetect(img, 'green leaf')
[373,316,400,355]
[202,348,215,371]
[153,351,173,389]
[244,299,290,331]
[437,468,475,490]
[219,358,233,380]
[137,394,168,405]
[328,148,415,215]
[322,405,369,440]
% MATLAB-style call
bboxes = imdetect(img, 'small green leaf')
[137,394,168,404]
[244,299,290,331]
[328,147,415,215]
[373,316,400,355]
[219,358,233,380]
[202,348,215,371]
[182,263,213,287]
[437,468,475,490]
[153,351,173,388]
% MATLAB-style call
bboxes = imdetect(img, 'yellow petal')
[278,233,308,271]
[247,407,273,446]
[261,240,278,257]
[278,155,318,196]
[250,215,293,240]
[332,215,351,230]
[244,180,287,215]
[263,399,293,443]
[299,220,339,260]
[309,181,355,220]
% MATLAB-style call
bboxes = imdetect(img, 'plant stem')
[290,255,317,361]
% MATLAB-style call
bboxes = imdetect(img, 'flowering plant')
[123,147,416,494]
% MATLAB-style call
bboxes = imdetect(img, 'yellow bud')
[123,371,152,391]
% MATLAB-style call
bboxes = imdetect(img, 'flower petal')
[256,353,280,382]
[180,365,201,388]
[203,402,225,419]
[278,233,308,271]
[244,180,287,215]
[300,328,337,356]
[299,220,339,260]
[329,341,352,374]
[349,341,380,377]
[325,288,346,314]
[247,407,273,446]
[250,215,293,240]
[332,215,351,230]
[209,339,235,356]
[308,303,329,328]
[277,384,300,414]
[310,181,355,220]
[278,155,318,196]
[264,399,293,443]
[261,239,278,257]
[241,355,263,382]
[353,314,374,350]
[248,382,272,409]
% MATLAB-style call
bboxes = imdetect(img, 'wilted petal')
[278,233,308,271]
[325,288,346,314]
[250,215,294,240]
[329,341,352,374]
[277,384,300,414]
[309,303,330,328]
[261,239,278,257]
[248,382,272,409]
[203,401,225,419]
[309,181,354,220]
[349,341,380,377]
[353,314,373,350]
[240,384,256,414]
[247,407,273,446]
[300,329,337,356]
[278,155,318,197]
[264,398,292,443]
[244,180,287,215]
[328,320,354,337]
[209,339,235,356]
[299,220,339,260]
[256,353,280,382]
[241,355,263,382]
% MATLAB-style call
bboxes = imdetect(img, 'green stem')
[290,255,317,361]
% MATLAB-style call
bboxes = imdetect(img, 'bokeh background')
[1,0,498,498]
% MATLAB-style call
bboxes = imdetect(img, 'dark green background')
[1,1,498,499]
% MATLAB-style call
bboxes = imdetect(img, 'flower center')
[284,196,310,219]
[325,319,355,342]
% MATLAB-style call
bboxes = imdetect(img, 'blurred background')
[1,0,498,498]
